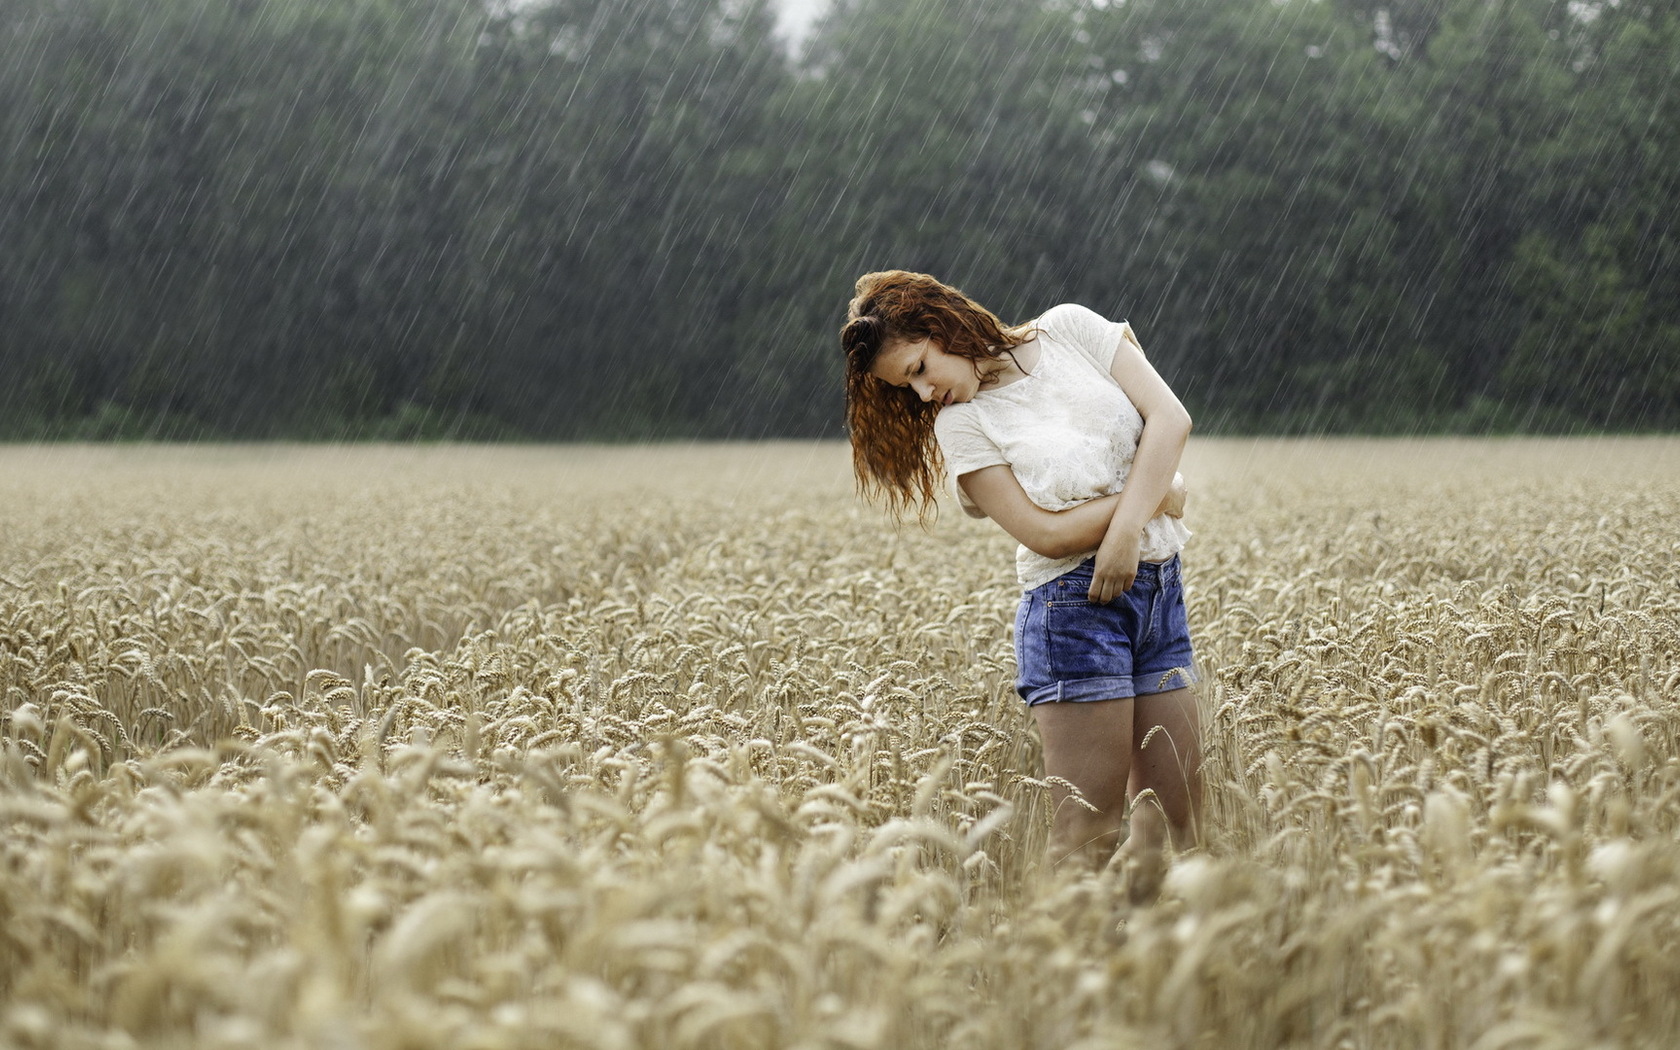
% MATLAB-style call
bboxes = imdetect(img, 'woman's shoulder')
[1033,303,1117,340]
[1035,302,1095,325]
[933,400,984,440]
[1032,303,1124,372]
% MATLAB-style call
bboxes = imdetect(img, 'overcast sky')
[772,0,829,49]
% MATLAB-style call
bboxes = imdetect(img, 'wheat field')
[2,439,1678,1050]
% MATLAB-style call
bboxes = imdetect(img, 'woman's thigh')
[1031,696,1134,812]
[1129,687,1202,802]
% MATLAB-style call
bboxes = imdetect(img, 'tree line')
[1,0,1674,439]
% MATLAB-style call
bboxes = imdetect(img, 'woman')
[841,270,1201,875]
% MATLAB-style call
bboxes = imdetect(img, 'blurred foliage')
[0,0,1674,439]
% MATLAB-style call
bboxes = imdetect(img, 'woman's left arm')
[1087,322,1192,603]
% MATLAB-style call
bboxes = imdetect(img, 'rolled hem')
[1022,675,1135,707]
[1133,666,1198,696]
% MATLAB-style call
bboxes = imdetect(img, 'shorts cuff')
[1134,666,1198,696]
[1023,675,1135,707]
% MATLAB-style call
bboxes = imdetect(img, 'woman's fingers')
[1087,567,1136,603]
[1091,533,1142,601]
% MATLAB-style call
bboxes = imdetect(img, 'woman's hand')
[1088,527,1142,603]
[1157,472,1188,519]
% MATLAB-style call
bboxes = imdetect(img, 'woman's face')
[868,336,982,408]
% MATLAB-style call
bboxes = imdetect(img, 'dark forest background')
[1,0,1675,440]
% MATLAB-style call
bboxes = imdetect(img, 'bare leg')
[1031,697,1132,871]
[1126,687,1204,855]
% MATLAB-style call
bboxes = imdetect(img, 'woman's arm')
[957,466,1185,559]
[1088,322,1192,602]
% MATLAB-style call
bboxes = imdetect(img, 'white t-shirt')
[932,303,1192,591]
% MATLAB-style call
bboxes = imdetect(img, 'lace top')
[932,303,1192,590]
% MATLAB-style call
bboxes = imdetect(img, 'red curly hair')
[841,271,1035,520]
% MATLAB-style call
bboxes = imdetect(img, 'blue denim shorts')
[1015,554,1197,706]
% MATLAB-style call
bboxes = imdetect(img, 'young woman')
[840,270,1201,874]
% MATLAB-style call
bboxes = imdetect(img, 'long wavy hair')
[840,270,1035,520]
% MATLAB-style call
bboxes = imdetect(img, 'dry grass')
[2,438,1678,1050]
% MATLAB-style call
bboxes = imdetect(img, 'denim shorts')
[1015,554,1197,706]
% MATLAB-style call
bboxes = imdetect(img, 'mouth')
[942,391,954,406]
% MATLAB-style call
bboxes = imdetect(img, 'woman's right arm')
[957,466,1183,559]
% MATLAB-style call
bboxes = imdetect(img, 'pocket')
[1013,596,1030,670]
[1158,575,1192,649]
[1043,599,1132,680]
[1136,570,1195,678]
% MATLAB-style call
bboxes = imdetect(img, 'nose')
[912,379,936,402]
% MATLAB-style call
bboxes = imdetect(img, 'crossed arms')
[957,466,1187,560]
[954,321,1193,601]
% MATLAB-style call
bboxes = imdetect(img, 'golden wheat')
[2,439,1678,1049]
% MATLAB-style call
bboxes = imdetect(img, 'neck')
[979,351,1019,389]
